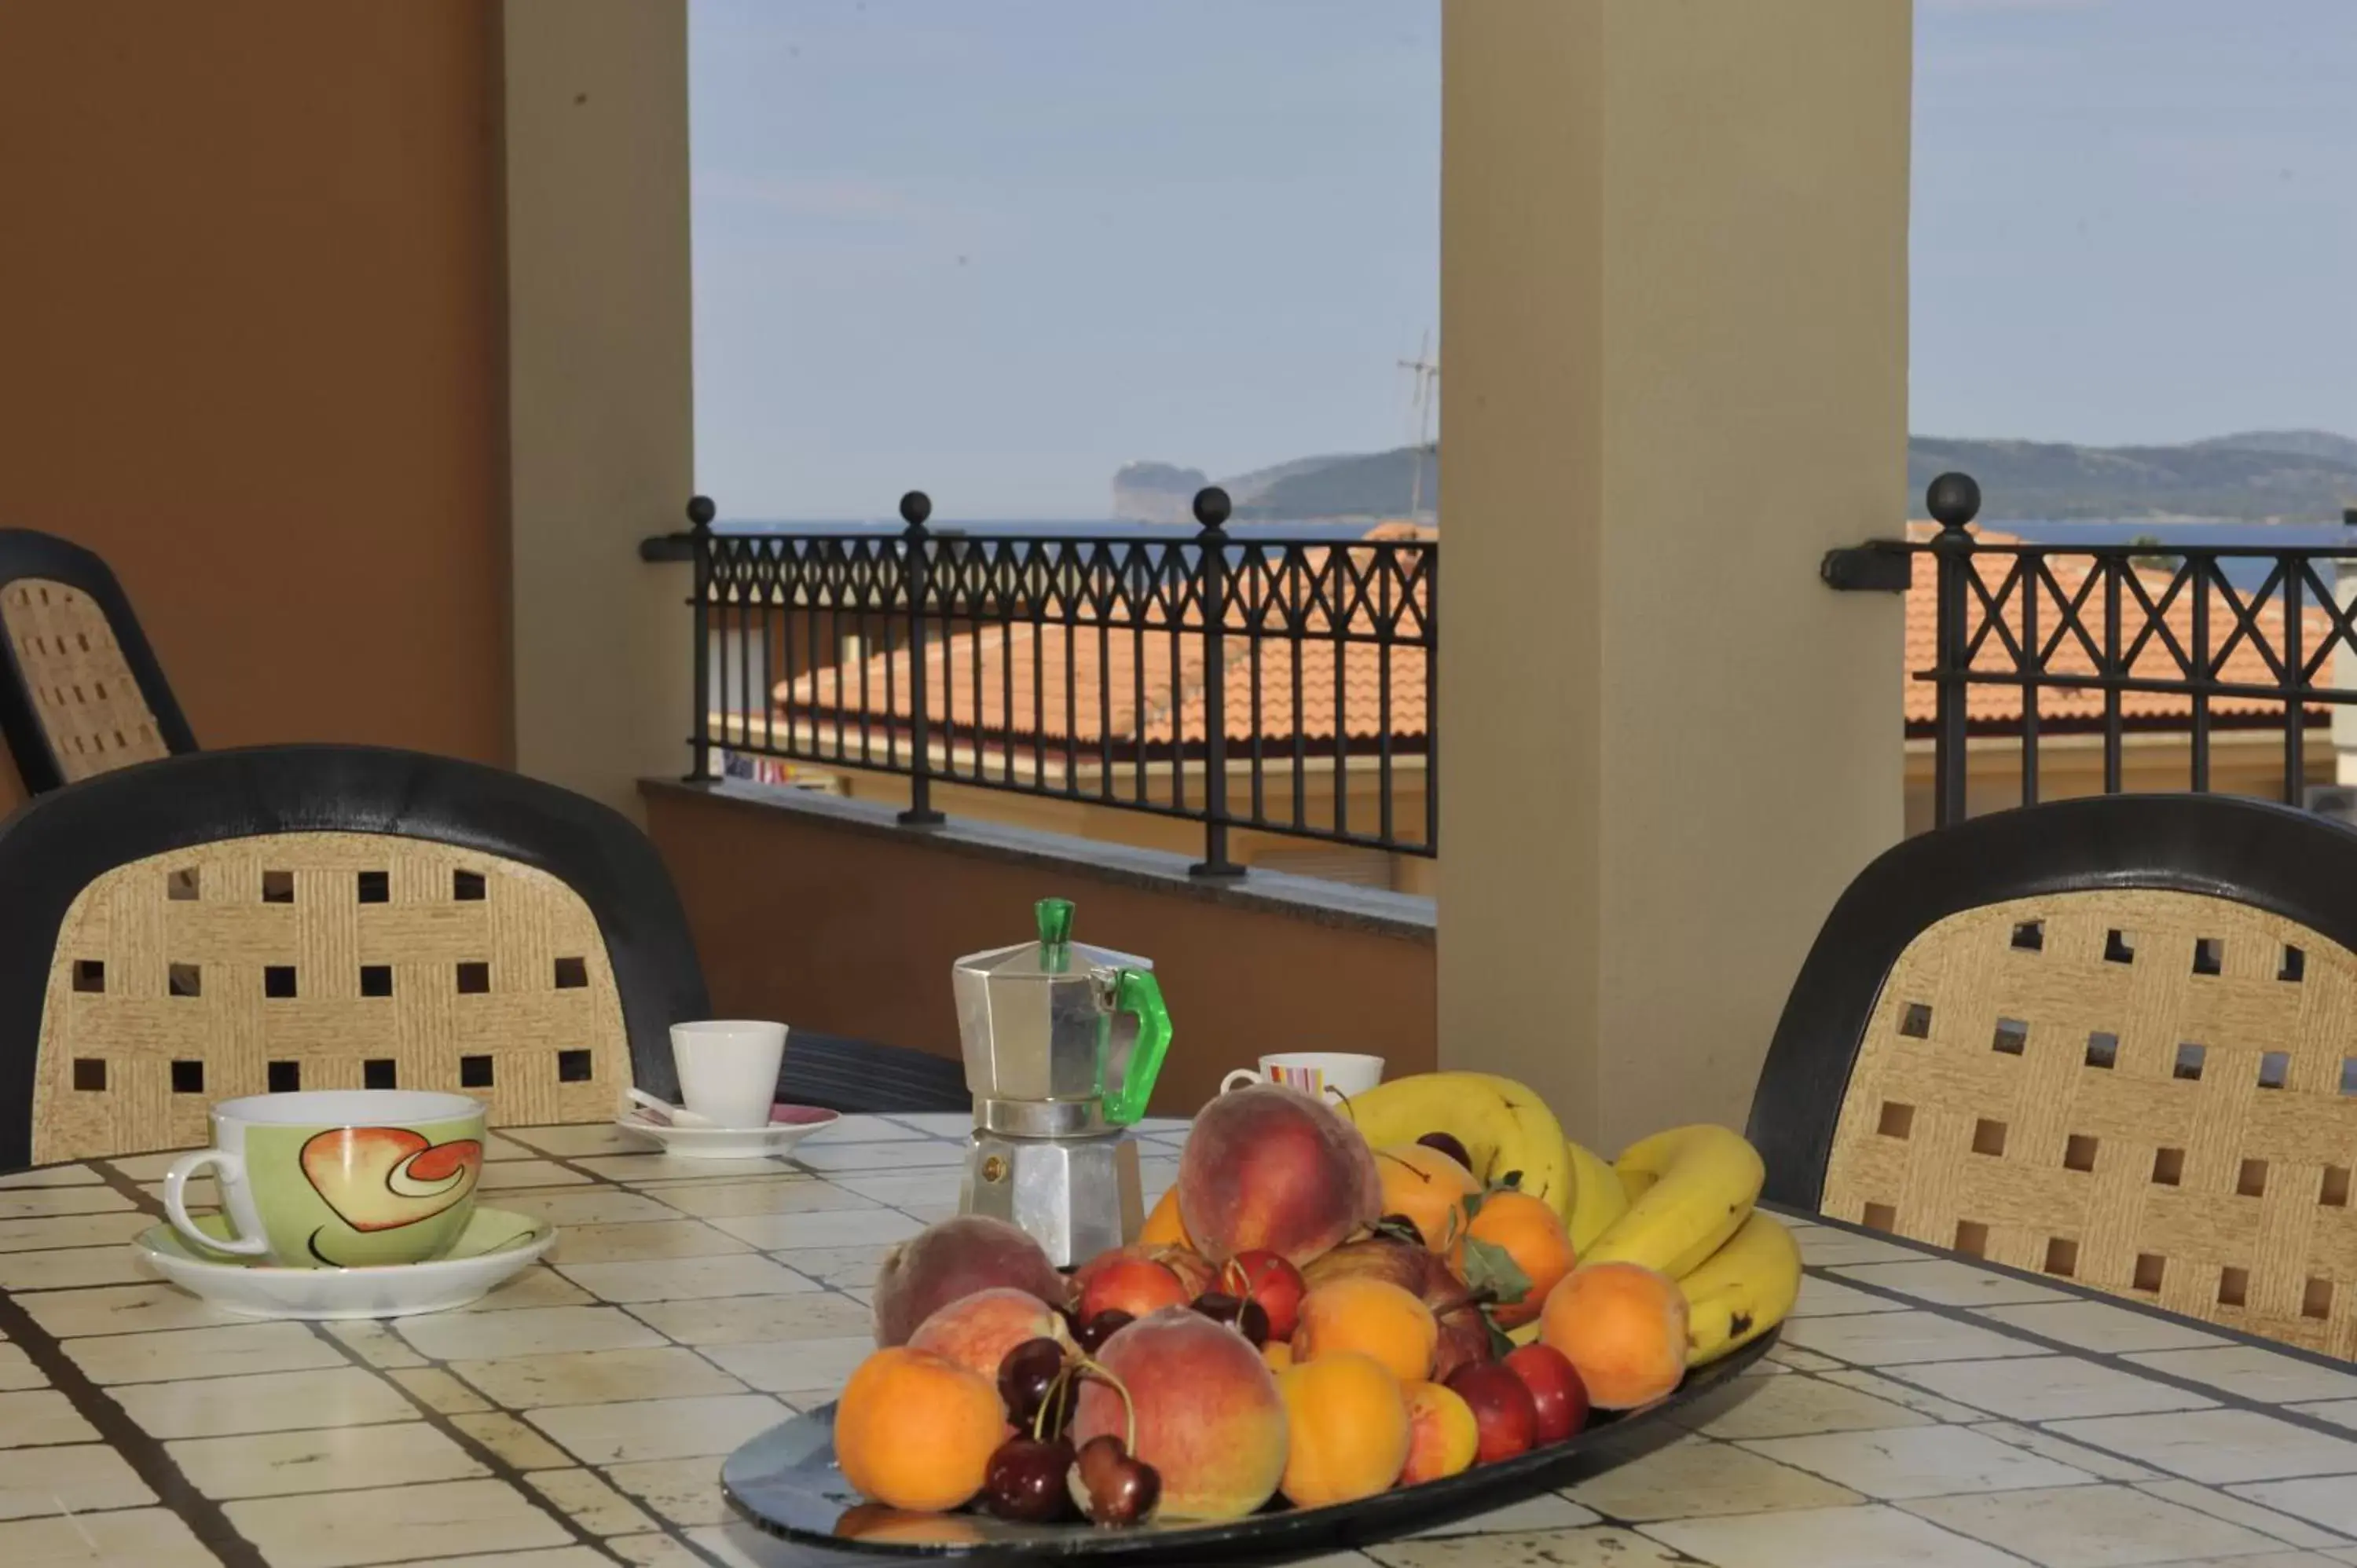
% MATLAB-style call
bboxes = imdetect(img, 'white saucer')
[134,1207,555,1320]
[614,1101,841,1160]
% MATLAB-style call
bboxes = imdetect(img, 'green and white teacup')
[163,1090,487,1269]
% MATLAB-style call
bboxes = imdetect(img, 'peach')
[1398,1379,1479,1486]
[1376,1143,1479,1250]
[905,1286,1067,1383]
[871,1215,1065,1348]
[1457,1190,1575,1328]
[1539,1262,1688,1410]
[1303,1236,1490,1383]
[1178,1085,1380,1265]
[834,1347,1010,1511]
[1292,1277,1437,1383]
[1140,1187,1195,1248]
[1276,1353,1412,1508]
[1071,1307,1287,1520]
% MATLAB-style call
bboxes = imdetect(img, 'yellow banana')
[1583,1124,1765,1279]
[1332,1072,1571,1222]
[1561,1135,1629,1255]
[1680,1210,1802,1365]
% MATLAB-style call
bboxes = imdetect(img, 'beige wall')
[0,2,509,809]
[643,784,1437,1116]
[1439,1,1912,1147]
[501,0,696,818]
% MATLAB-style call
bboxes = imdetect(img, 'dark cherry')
[1190,1291,1270,1347]
[997,1337,1069,1429]
[1068,1433,1161,1526]
[1418,1131,1475,1171]
[1074,1308,1134,1354]
[982,1434,1076,1523]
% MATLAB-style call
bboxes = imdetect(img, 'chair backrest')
[0,745,708,1166]
[0,529,196,794]
[1749,793,2357,1356]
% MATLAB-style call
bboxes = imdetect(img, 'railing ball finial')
[1193,486,1232,530]
[1926,471,1981,533]
[899,490,933,529]
[686,495,716,529]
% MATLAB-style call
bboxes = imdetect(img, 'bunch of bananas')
[1334,1073,1801,1366]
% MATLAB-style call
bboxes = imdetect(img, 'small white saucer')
[134,1207,555,1320]
[614,1101,839,1160]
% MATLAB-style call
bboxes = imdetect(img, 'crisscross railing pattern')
[676,488,1436,875]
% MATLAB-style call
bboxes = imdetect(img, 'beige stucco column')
[500,0,695,818]
[1438,0,1911,1149]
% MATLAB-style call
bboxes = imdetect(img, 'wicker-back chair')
[0,529,195,795]
[0,745,709,1167]
[1750,793,2357,1356]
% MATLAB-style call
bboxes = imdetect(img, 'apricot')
[834,1347,1010,1512]
[1457,1190,1576,1328]
[1276,1353,1412,1508]
[1178,1086,1380,1266]
[905,1287,1067,1383]
[1140,1187,1195,1249]
[1539,1261,1688,1410]
[1398,1379,1479,1486]
[1292,1277,1438,1383]
[1376,1144,1480,1250]
[1303,1236,1489,1383]
[1262,1340,1295,1374]
[1071,1307,1287,1520]
[871,1215,1065,1347]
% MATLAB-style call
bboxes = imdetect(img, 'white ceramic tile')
[2282,1399,2357,1435]
[113,1366,420,1438]
[1644,1501,2033,1567]
[887,1114,981,1137]
[222,1478,570,1568]
[16,1284,234,1339]
[393,1305,667,1361]
[2229,1476,2357,1537]
[1902,1482,2282,1568]
[697,1335,874,1394]
[797,1116,923,1143]
[556,1253,816,1304]
[0,1244,150,1291]
[572,1155,800,1183]
[0,1211,153,1253]
[607,1534,714,1567]
[481,1133,536,1160]
[2044,1409,2357,1486]
[1795,1228,1934,1266]
[2133,1479,2345,1550]
[64,1321,348,1385]
[1566,1433,1861,1519]
[790,1139,965,1174]
[624,1291,872,1346]
[0,1164,101,1188]
[377,1552,614,1567]
[0,1387,100,1447]
[1406,1493,1600,1537]
[387,1368,492,1415]
[452,1266,593,1313]
[1743,1424,2091,1499]
[1367,1526,1688,1566]
[0,1343,42,1392]
[504,1123,651,1157]
[762,1244,896,1289]
[1815,1369,1994,1424]
[167,1421,486,1499]
[0,1441,155,1519]
[1764,1344,1849,1374]
[320,1321,428,1369]
[706,1208,926,1251]
[2125,1346,2357,1406]
[651,1178,878,1219]
[445,1412,573,1471]
[519,1467,658,1536]
[1781,1309,2051,1366]
[450,1346,747,1409]
[1791,1277,1913,1317]
[0,1506,216,1565]
[1967,1423,2161,1482]
[1830,1258,2076,1308]
[1972,1300,2231,1355]
[1885,1355,2218,1421]
[491,1189,684,1226]
[525,1392,790,1464]
[476,1160,592,1191]
[0,1186,130,1219]
[603,1456,733,1528]
[106,1152,193,1181]
[549,1219,753,1264]
[1675,1372,1934,1440]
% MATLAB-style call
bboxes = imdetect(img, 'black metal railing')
[663,487,1437,875]
[1827,472,2357,829]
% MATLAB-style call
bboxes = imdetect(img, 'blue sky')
[691,0,2353,519]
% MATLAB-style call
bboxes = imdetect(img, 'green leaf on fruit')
[1460,1235,1532,1306]
[1483,1310,1517,1360]
[1370,1214,1425,1250]
[1461,1190,1483,1225]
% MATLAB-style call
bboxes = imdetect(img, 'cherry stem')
[1032,1358,1078,1444]
[1076,1354,1137,1453]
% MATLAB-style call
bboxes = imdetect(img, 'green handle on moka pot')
[1102,969,1171,1127]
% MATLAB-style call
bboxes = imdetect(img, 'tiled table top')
[6,1119,2357,1567]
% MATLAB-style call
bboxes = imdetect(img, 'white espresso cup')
[670,1020,790,1129]
[1220,1051,1385,1104]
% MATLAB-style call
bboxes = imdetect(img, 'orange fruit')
[1538,1262,1688,1409]
[1375,1145,1480,1250]
[1139,1187,1195,1249]
[1276,1353,1412,1507]
[834,1347,1010,1511]
[1456,1189,1575,1328]
[1292,1277,1438,1383]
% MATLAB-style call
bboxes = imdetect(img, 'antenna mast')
[1397,330,1439,521]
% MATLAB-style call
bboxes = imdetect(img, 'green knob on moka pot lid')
[1035,897,1075,973]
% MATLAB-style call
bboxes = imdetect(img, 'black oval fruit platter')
[719,1330,1774,1563]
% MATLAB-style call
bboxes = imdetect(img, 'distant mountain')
[1117,428,2357,526]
